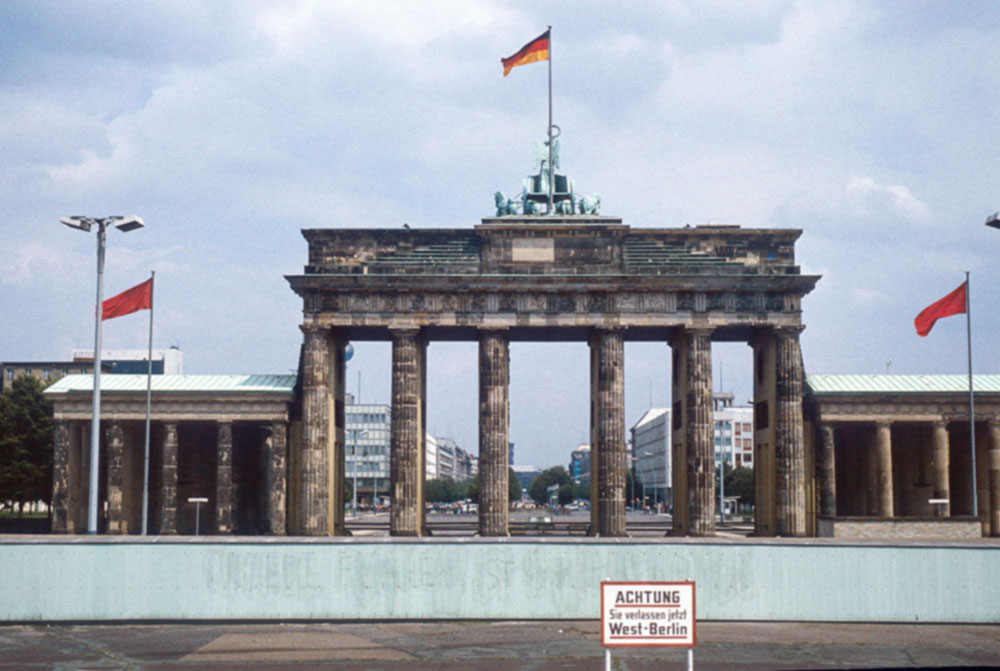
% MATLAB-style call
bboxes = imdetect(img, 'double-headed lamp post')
[60,215,145,534]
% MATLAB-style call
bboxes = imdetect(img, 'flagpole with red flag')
[914,274,978,515]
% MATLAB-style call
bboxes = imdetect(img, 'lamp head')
[114,215,145,232]
[986,212,1000,230]
[59,215,92,232]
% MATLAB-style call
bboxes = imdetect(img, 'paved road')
[3,620,999,670]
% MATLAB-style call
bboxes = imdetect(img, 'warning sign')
[601,581,695,647]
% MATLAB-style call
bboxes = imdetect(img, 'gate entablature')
[288,218,818,339]
[287,217,820,539]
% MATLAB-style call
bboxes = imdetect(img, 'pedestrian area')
[3,620,999,670]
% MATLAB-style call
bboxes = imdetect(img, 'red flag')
[102,278,152,321]
[502,29,549,77]
[914,281,966,337]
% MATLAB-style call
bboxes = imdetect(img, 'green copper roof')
[44,374,296,395]
[806,374,1000,394]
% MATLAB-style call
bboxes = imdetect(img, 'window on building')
[43,369,50,380]
[4,369,12,381]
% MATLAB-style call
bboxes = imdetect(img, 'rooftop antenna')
[885,358,893,374]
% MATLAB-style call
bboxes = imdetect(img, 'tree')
[0,376,54,516]
[527,466,573,504]
[343,477,353,503]
[727,466,755,508]
[557,482,575,505]
[425,476,463,503]
[508,467,522,503]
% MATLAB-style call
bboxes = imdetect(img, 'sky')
[3,1,1000,471]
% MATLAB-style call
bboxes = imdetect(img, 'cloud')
[846,177,930,224]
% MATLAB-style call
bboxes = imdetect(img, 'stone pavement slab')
[0,621,998,670]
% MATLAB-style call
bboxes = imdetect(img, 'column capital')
[987,418,1000,430]
[875,419,894,429]
[299,323,327,336]
[773,324,806,336]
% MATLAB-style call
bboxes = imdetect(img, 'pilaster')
[478,329,510,537]
[106,421,125,534]
[390,327,427,536]
[774,327,806,536]
[268,422,288,535]
[216,420,233,534]
[591,328,627,537]
[160,422,178,534]
[818,423,837,518]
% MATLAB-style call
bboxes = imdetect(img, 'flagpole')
[547,25,553,215]
[966,271,978,516]
[141,271,155,535]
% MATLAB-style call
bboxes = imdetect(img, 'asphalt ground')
[2,620,999,670]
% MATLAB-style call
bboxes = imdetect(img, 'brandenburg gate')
[285,215,820,538]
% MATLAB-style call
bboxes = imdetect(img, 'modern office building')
[344,394,391,505]
[713,392,754,469]
[568,444,590,483]
[72,347,184,375]
[631,408,671,507]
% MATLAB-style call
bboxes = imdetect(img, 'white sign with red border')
[601,581,696,648]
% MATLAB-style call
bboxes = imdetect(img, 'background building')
[72,347,184,375]
[713,392,754,469]
[631,408,671,507]
[568,444,590,483]
[1,360,111,392]
[425,433,439,481]
[344,394,390,505]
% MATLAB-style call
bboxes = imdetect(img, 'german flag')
[502,29,550,77]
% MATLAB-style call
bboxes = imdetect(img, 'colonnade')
[51,418,288,535]
[298,323,809,538]
[815,417,1000,536]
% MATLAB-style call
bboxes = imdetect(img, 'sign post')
[601,581,696,668]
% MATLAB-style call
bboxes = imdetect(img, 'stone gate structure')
[286,216,820,537]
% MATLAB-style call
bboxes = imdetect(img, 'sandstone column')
[51,420,71,533]
[988,420,1000,536]
[932,420,951,517]
[390,327,427,536]
[685,328,715,536]
[216,420,233,534]
[299,325,347,535]
[774,327,807,536]
[267,422,288,535]
[159,422,178,534]
[875,420,894,518]
[818,423,837,518]
[106,421,125,534]
[591,328,627,536]
[478,329,510,536]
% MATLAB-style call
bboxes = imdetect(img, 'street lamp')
[60,215,144,534]
[985,211,1000,230]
